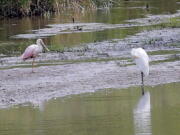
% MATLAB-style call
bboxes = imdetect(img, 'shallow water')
[0,1,179,133]
[0,0,179,56]
[0,83,179,135]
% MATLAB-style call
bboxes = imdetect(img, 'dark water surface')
[0,83,179,135]
[0,0,179,55]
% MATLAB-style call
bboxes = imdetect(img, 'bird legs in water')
[32,58,35,73]
[141,72,145,95]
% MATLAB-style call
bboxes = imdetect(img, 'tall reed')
[0,0,114,18]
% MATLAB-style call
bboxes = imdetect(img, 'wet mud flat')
[0,27,180,108]
[0,12,180,108]
[0,60,180,108]
[1,28,180,69]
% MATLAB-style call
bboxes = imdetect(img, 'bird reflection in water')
[133,91,152,135]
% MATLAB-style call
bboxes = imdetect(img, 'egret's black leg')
[141,72,144,95]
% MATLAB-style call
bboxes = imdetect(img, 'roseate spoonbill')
[131,48,149,95]
[21,39,49,72]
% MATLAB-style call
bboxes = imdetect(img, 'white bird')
[131,48,149,95]
[21,39,49,72]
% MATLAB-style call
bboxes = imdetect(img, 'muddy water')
[0,0,179,134]
[0,83,179,135]
[0,0,179,55]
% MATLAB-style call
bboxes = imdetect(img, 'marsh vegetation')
[0,0,115,18]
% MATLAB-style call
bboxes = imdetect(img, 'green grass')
[150,56,180,65]
[0,57,130,70]
[1,53,179,70]
[148,50,180,55]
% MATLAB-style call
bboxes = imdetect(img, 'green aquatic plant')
[148,50,180,55]
[150,55,180,65]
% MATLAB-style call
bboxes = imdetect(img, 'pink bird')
[21,39,49,72]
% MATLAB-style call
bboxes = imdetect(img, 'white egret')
[21,39,49,72]
[131,48,149,95]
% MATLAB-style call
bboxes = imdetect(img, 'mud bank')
[1,28,180,69]
[0,60,179,108]
[0,18,180,108]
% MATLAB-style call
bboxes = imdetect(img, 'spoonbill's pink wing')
[22,45,36,60]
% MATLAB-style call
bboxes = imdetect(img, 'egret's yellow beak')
[132,55,139,59]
